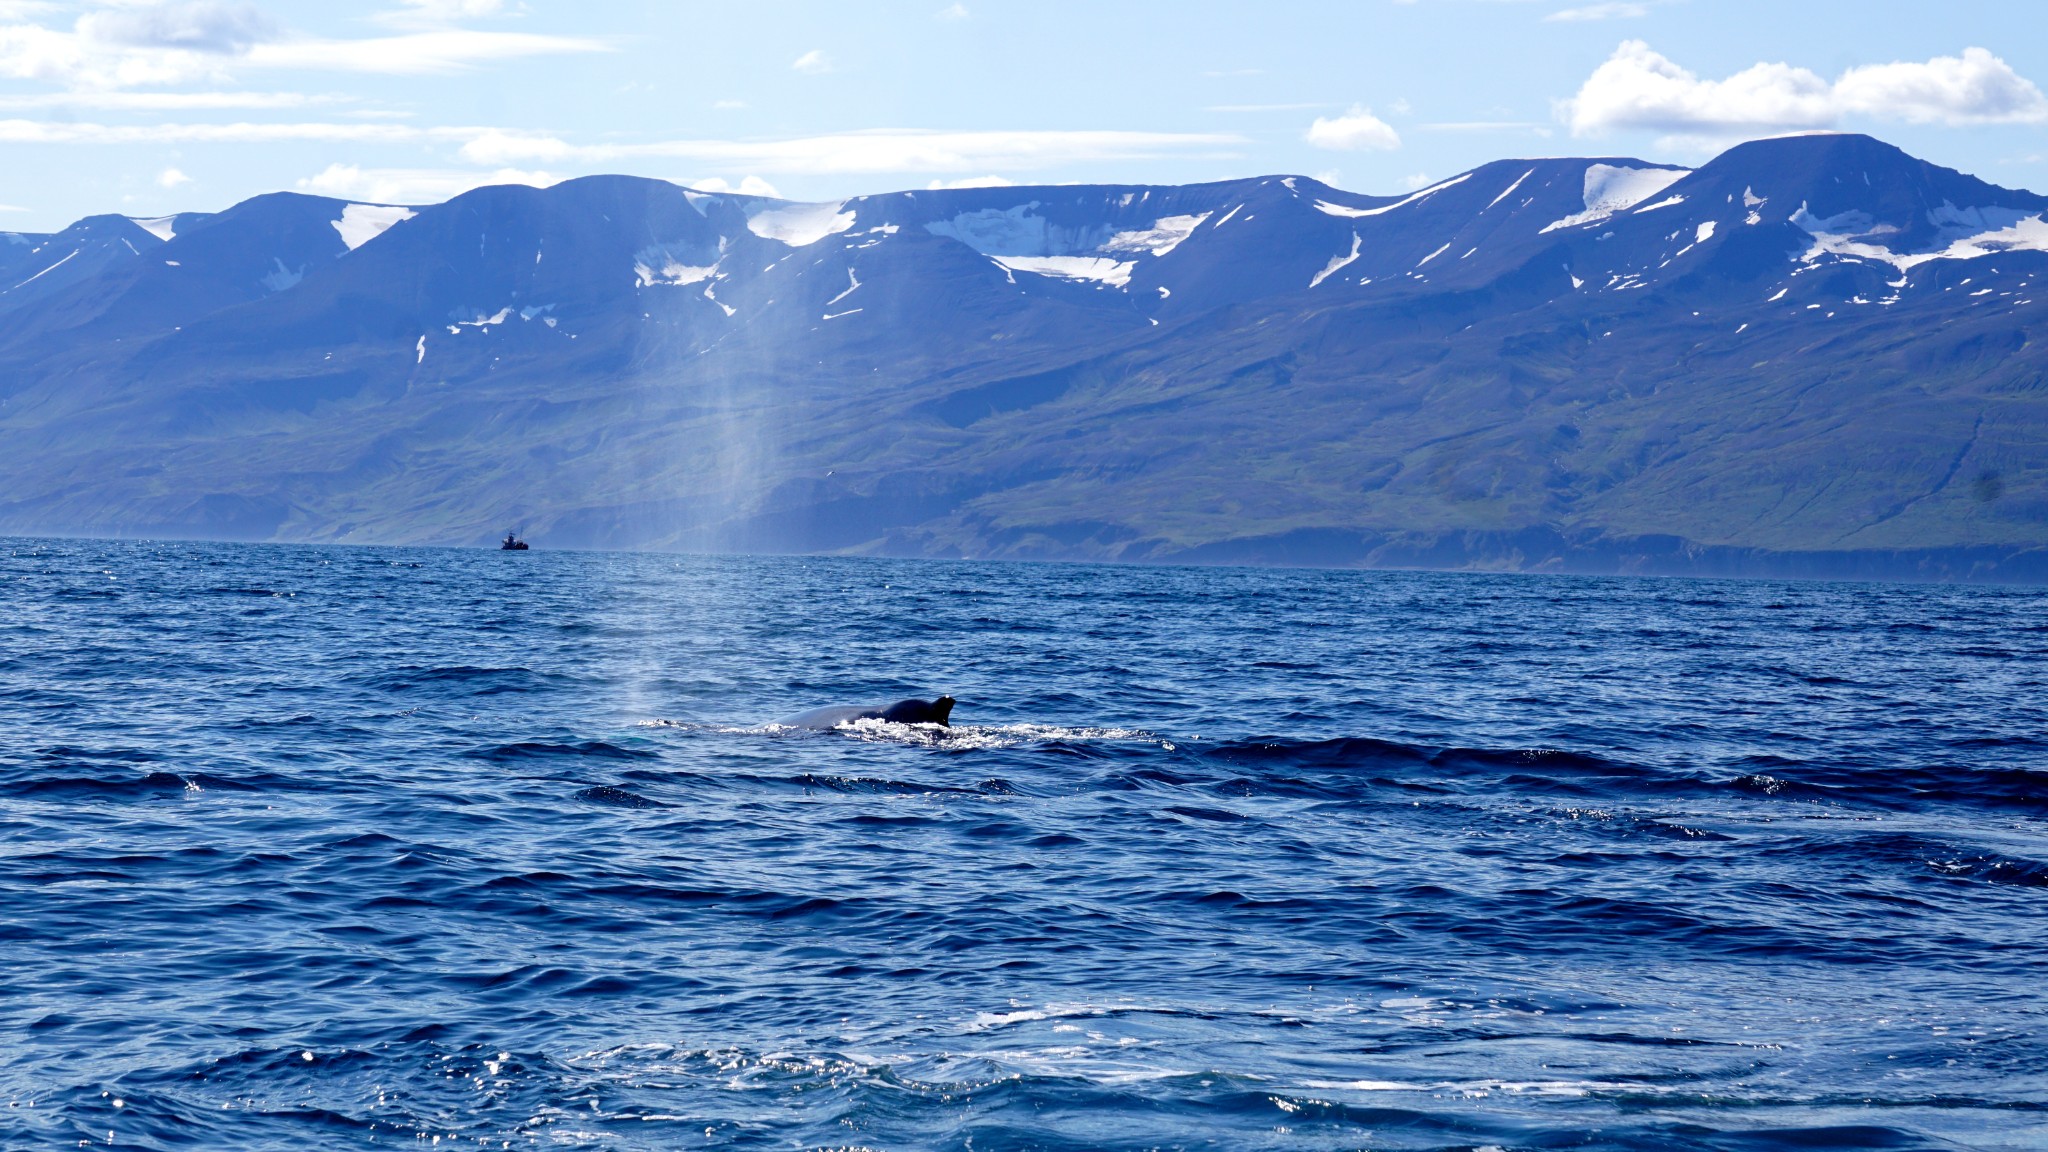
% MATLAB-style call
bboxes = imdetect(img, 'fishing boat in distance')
[500,532,529,551]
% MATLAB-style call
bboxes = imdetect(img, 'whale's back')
[778,705,879,729]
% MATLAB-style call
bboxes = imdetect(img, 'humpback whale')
[779,696,955,729]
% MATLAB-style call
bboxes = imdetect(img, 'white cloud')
[1545,2,1648,20]
[0,3,602,89]
[935,3,968,20]
[296,162,558,204]
[0,20,230,87]
[1400,172,1434,190]
[0,117,471,144]
[1564,41,2048,136]
[1305,105,1401,151]
[375,0,509,28]
[156,165,190,187]
[712,98,746,110]
[687,175,780,197]
[459,127,1244,174]
[245,30,608,75]
[0,201,27,212]
[79,2,279,54]
[791,49,829,74]
[926,174,1014,189]
[1420,120,1548,131]
[1207,102,1327,113]
[0,89,347,110]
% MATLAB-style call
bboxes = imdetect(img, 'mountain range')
[2,132,2045,579]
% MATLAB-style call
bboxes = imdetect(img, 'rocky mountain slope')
[2,133,2045,578]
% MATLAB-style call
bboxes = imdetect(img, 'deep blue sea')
[3,539,2045,1151]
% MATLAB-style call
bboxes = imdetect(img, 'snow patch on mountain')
[633,245,718,288]
[992,255,1135,288]
[1846,214,2048,271]
[1310,232,1361,288]
[1541,165,1690,233]
[13,249,76,288]
[456,307,513,327]
[129,216,177,242]
[827,267,861,306]
[1927,201,2035,245]
[747,201,855,247]
[260,258,304,292]
[925,204,1112,259]
[332,204,416,252]
[1485,170,1534,212]
[1101,213,1211,257]
[1314,173,1473,219]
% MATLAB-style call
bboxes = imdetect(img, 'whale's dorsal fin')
[878,696,955,726]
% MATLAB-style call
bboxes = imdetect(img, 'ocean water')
[3,539,2045,1152]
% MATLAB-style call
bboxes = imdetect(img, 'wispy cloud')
[0,5,607,89]
[79,2,279,54]
[1545,2,1649,20]
[791,48,830,74]
[1419,120,1548,131]
[1206,102,1328,113]
[0,89,351,110]
[926,174,1013,189]
[156,165,191,187]
[934,3,969,21]
[686,175,780,197]
[458,127,1245,175]
[0,117,472,144]
[373,0,514,29]
[296,161,559,204]
[245,30,609,75]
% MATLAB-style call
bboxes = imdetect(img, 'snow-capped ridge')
[1314,172,1473,219]
[1541,164,1690,233]
[333,204,416,252]
[747,201,855,247]
[130,216,178,242]
[1101,213,1211,257]
[991,255,1134,288]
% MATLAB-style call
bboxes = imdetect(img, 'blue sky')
[2,0,2046,230]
